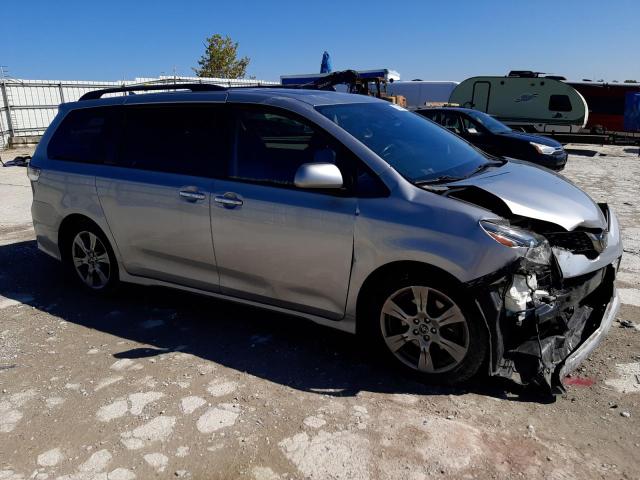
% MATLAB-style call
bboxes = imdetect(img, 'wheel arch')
[58,214,110,261]
[355,260,464,334]
[355,259,492,383]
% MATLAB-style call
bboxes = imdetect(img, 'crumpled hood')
[446,160,606,231]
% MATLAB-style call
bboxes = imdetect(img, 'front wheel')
[371,277,487,385]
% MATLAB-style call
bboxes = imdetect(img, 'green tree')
[193,34,250,79]
[624,79,638,83]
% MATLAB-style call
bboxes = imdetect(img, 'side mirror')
[294,163,343,189]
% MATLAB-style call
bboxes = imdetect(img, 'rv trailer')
[385,80,459,108]
[449,73,588,133]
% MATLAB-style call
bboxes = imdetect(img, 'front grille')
[545,231,600,259]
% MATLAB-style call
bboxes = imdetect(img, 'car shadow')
[0,239,554,403]
[565,148,598,157]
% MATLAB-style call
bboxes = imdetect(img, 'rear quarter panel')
[29,105,121,262]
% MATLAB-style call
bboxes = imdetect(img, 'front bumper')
[472,258,620,394]
[558,289,619,379]
[536,151,568,170]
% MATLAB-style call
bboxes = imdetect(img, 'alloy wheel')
[71,231,111,289]
[379,286,470,373]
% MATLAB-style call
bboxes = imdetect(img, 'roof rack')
[78,83,228,100]
[507,70,544,78]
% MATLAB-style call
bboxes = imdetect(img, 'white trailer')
[449,75,588,133]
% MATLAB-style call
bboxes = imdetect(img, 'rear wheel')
[65,223,119,292]
[369,275,487,384]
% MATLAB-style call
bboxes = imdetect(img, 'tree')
[193,34,250,79]
[623,79,638,83]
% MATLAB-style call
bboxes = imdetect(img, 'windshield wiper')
[468,159,505,176]
[415,175,464,185]
[416,160,504,187]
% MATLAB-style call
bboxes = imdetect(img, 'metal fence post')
[0,80,15,138]
[58,82,65,103]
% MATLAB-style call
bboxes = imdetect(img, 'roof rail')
[78,83,228,100]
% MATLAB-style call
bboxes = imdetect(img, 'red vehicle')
[567,82,640,133]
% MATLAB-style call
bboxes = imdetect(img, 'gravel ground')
[0,144,639,480]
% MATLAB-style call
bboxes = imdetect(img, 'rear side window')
[47,107,119,163]
[119,104,228,177]
[548,95,572,112]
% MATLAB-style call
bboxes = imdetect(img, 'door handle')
[214,194,243,208]
[179,190,206,201]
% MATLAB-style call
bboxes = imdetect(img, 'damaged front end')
[467,211,621,394]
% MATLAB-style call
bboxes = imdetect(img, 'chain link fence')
[0,75,278,149]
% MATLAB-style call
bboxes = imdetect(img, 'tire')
[365,273,487,385]
[63,221,119,293]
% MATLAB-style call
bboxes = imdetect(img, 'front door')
[210,105,357,318]
[460,115,498,155]
[96,101,228,291]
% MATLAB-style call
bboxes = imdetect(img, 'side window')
[417,110,436,121]
[230,107,347,188]
[47,107,119,163]
[442,113,462,134]
[461,116,479,132]
[548,95,572,112]
[119,104,228,177]
[429,111,444,125]
[356,164,389,198]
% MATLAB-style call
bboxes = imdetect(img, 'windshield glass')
[466,110,512,134]
[316,103,490,183]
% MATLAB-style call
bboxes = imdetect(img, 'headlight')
[480,220,552,265]
[530,142,557,155]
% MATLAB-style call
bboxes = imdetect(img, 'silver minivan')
[28,84,622,393]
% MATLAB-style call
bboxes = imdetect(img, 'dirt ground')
[0,144,639,480]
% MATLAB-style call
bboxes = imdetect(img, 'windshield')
[316,103,490,183]
[466,110,512,134]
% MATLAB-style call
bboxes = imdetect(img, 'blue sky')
[2,0,638,83]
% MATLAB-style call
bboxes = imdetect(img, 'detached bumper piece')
[474,262,619,394]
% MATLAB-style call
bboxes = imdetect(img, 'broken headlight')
[480,220,552,265]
